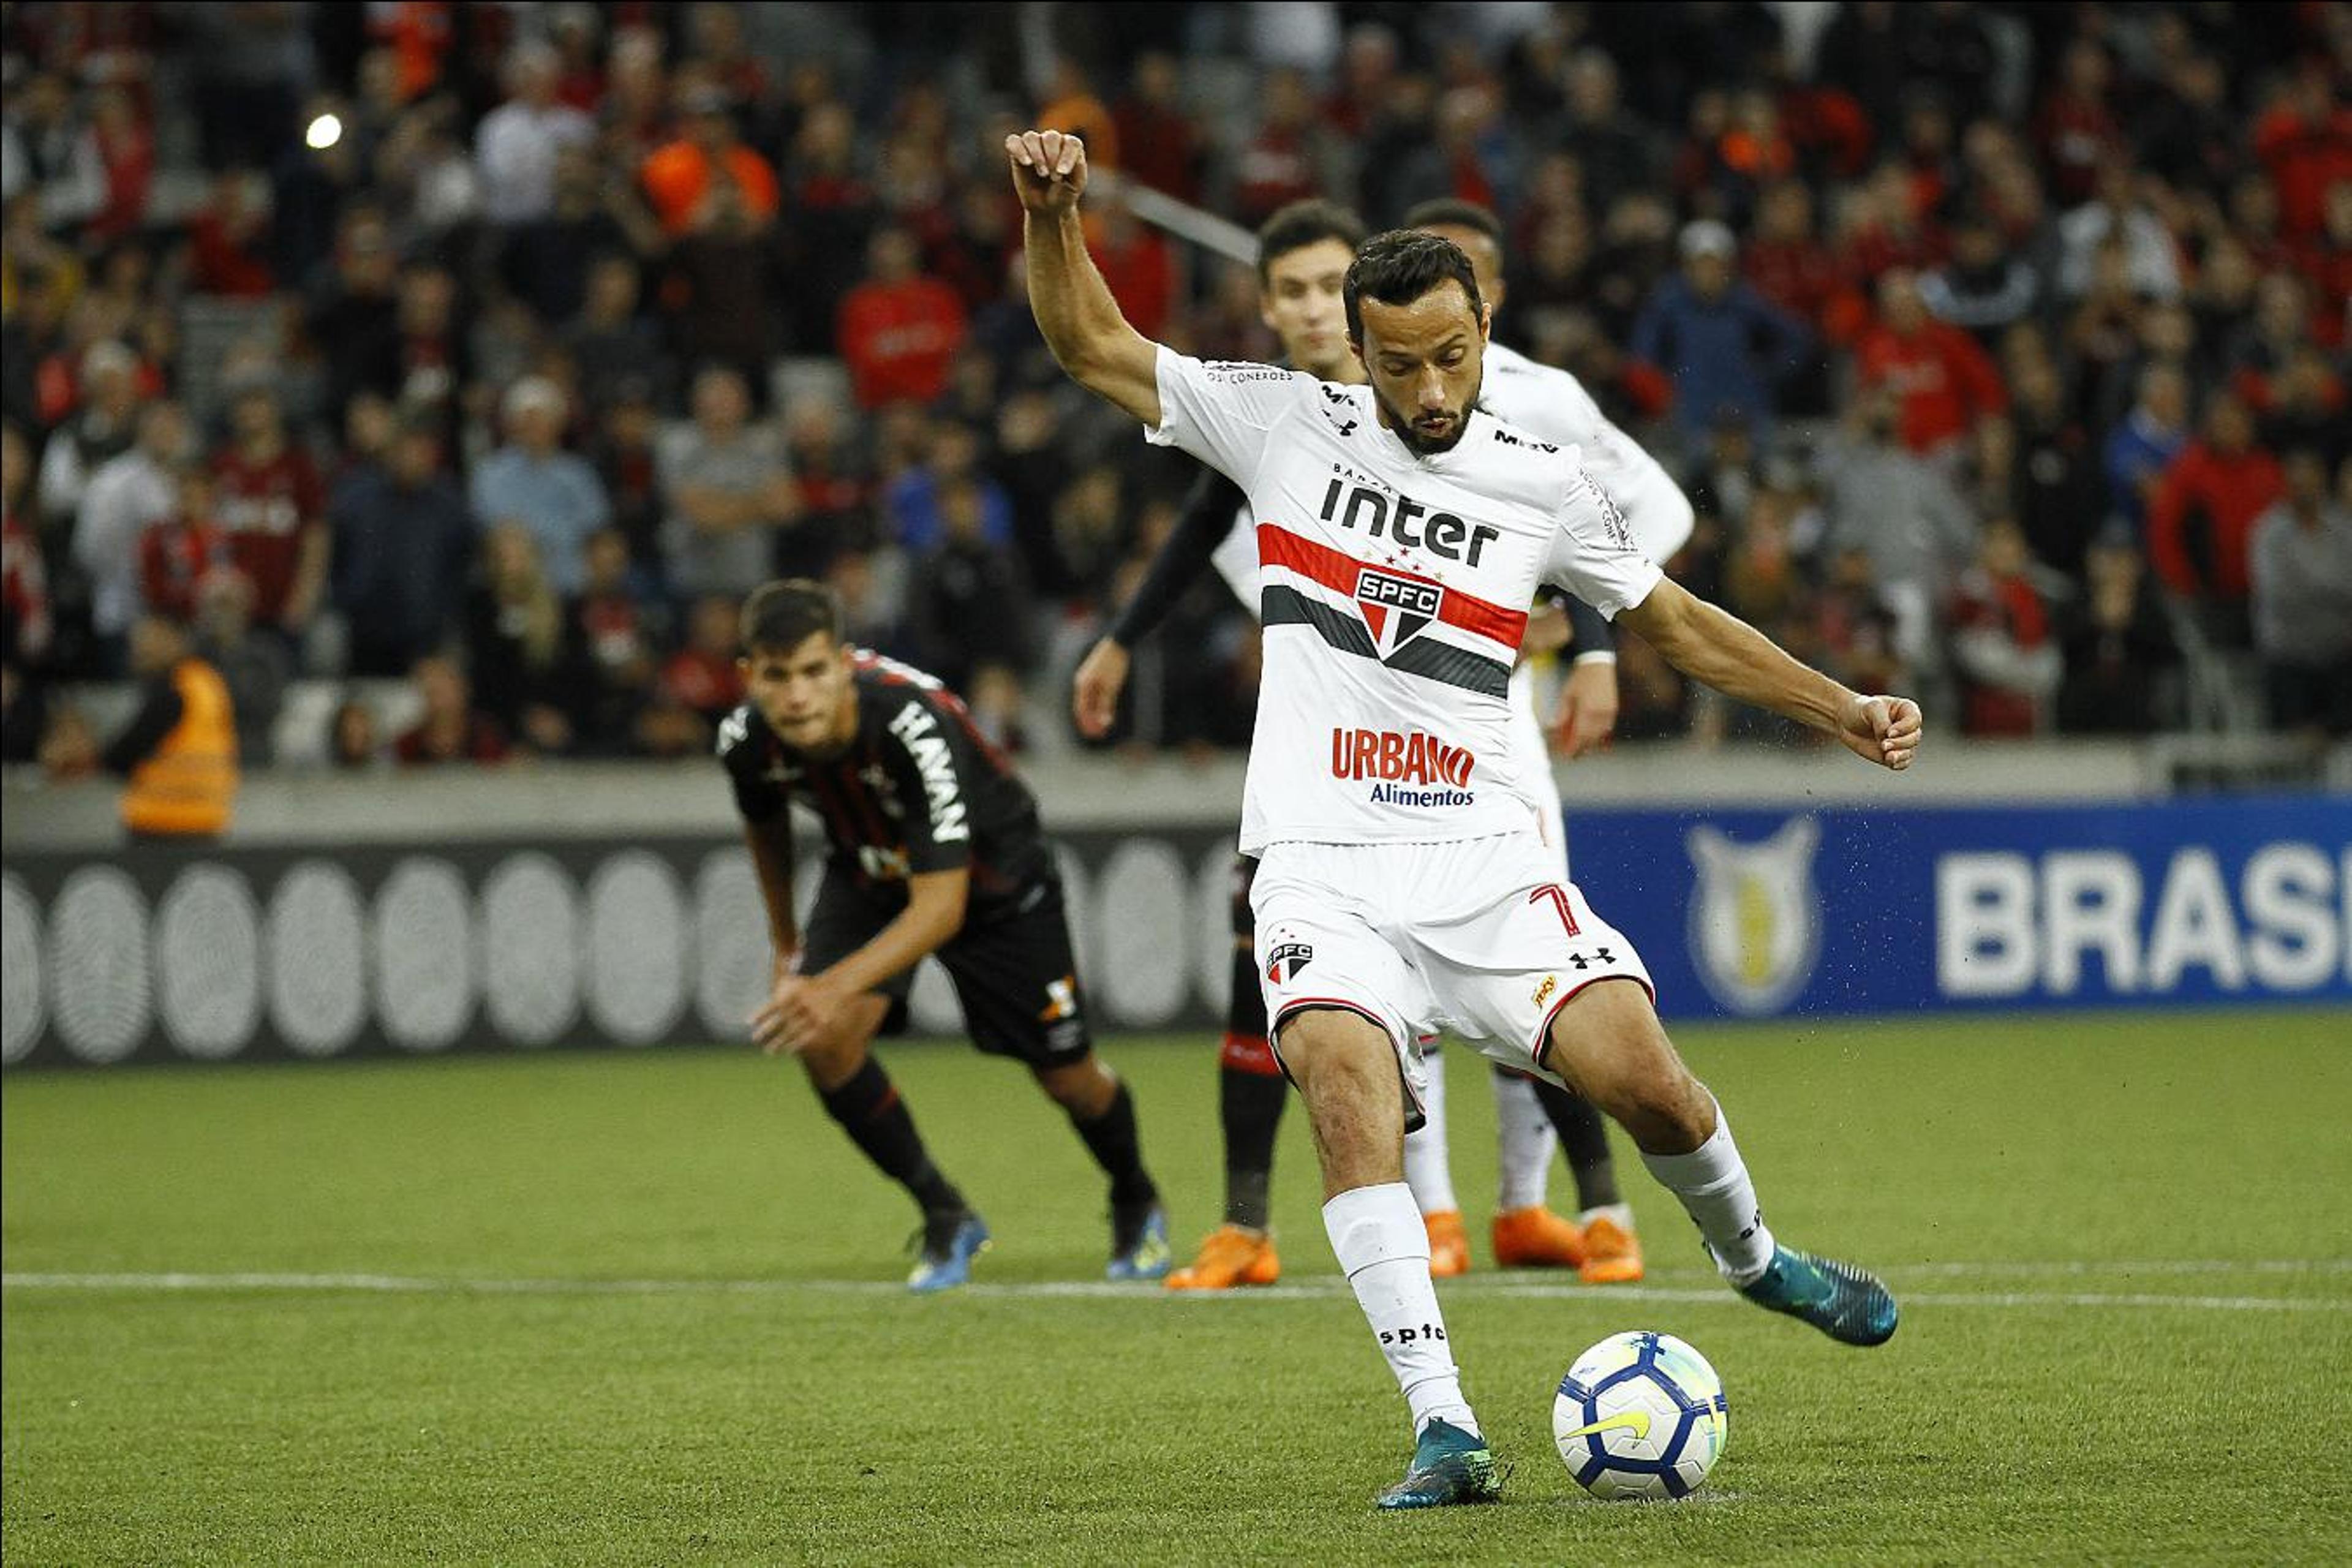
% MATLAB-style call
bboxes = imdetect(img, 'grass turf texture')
[5,1011,2348,1565]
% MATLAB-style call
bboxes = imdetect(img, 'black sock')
[1071,1079,1158,1210]
[1219,1065,1286,1229]
[1534,1077,1622,1210]
[819,1058,964,1217]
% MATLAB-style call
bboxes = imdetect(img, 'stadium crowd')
[2,1,2348,777]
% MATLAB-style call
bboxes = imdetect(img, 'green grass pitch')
[6,1010,2348,1565]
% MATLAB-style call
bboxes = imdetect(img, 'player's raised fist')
[1006,129,1088,213]
[1838,693,1924,771]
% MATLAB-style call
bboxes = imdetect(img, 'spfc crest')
[1354,567,1442,658]
[1686,817,1822,1016]
[1265,938,1314,986]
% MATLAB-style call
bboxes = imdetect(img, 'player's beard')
[1373,365,1483,457]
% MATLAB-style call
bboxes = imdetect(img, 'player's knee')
[1035,1057,1112,1115]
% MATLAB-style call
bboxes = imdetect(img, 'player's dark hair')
[1344,230,1483,344]
[1402,198,1504,243]
[739,578,843,656]
[1256,199,1368,283]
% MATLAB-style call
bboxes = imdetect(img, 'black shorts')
[801,865,1093,1070]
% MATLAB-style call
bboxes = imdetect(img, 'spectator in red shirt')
[660,592,748,728]
[836,227,968,409]
[2033,38,2123,209]
[211,382,329,640]
[1744,179,1862,342]
[1856,269,2010,459]
[2,421,53,673]
[2146,391,2286,644]
[395,654,511,767]
[138,467,235,624]
[187,170,276,297]
[2291,181,2351,351]
[2253,67,2352,243]
[1114,51,1204,203]
[1949,517,2062,737]
[1232,67,1340,227]
[87,86,154,244]
[1087,200,1174,340]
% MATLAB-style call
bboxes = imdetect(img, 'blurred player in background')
[1017,129,1910,1509]
[1390,195,1705,1286]
[722,579,1170,1292]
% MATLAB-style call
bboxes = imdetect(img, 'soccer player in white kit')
[1011,129,1917,1510]
[1073,198,1645,1289]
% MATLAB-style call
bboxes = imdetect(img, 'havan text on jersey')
[886,700,970,843]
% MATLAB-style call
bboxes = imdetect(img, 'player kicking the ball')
[1076,197,1672,1287]
[1013,129,1909,1507]
[723,579,1171,1292]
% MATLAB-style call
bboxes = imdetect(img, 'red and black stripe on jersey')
[1255,523,1523,699]
[718,654,1048,917]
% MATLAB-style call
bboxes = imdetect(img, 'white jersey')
[1482,341,1695,565]
[1207,344,1691,609]
[1148,347,1662,854]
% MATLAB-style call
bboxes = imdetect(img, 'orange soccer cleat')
[1490,1204,1589,1268]
[1424,1210,1471,1277]
[1578,1213,1645,1284]
[1165,1224,1282,1291]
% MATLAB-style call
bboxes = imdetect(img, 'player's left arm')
[1615,579,1923,770]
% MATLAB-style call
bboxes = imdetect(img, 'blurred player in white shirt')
[1390,196,1703,1287]
[1012,129,1915,1510]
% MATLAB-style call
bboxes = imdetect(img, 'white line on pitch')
[3,1270,2346,1313]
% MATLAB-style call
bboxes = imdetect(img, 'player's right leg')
[1537,981,1896,1347]
[1278,1008,1499,1509]
[1254,848,1498,1509]
[793,872,984,1293]
[1170,854,1283,1291]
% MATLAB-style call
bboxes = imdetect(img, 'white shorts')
[1251,831,1654,1116]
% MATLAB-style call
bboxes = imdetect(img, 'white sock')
[1578,1202,1636,1231]
[1402,1042,1459,1215]
[1491,1069,1556,1211]
[1638,1099,1777,1284]
[1323,1182,1479,1438]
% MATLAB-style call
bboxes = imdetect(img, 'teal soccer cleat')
[907,1210,990,1294]
[1736,1245,1899,1346]
[1374,1419,1504,1510]
[1106,1204,1174,1282]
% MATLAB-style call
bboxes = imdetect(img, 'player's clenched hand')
[1071,638,1130,739]
[1838,693,1923,771]
[1005,130,1088,213]
[1553,660,1621,760]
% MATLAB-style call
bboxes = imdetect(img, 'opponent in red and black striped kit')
[721,579,1169,1292]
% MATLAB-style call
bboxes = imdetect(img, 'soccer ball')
[1553,1330,1728,1500]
